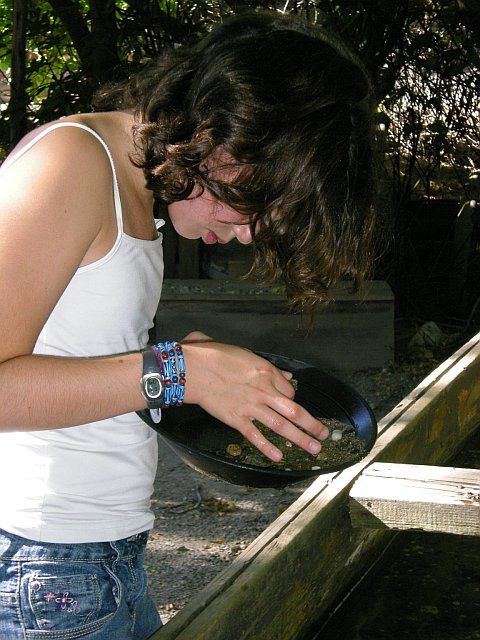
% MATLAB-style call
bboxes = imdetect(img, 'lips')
[203,230,219,244]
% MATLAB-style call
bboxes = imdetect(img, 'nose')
[232,224,253,245]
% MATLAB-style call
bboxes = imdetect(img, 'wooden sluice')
[151,332,480,640]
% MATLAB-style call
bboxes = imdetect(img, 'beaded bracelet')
[152,341,186,408]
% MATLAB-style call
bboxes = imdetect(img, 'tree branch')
[9,0,28,144]
[47,0,90,63]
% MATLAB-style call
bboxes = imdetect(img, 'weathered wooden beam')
[349,462,480,536]
[151,332,480,640]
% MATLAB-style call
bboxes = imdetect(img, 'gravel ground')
[144,357,443,624]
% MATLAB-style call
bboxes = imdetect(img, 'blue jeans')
[0,528,162,639]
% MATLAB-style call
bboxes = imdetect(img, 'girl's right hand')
[181,340,329,462]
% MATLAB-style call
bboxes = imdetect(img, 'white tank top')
[0,122,164,543]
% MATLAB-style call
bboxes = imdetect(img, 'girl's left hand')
[181,339,329,462]
[181,331,295,383]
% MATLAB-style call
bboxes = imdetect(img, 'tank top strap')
[1,121,124,235]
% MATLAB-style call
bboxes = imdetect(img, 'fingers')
[253,402,328,454]
[238,359,328,459]
[234,391,330,462]
[237,404,328,463]
[237,417,283,462]
[274,373,296,399]
[266,366,325,442]
[271,395,330,440]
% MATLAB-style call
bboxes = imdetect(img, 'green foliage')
[2,1,478,201]
[0,0,234,150]
[1,0,479,318]
[25,4,86,118]
[0,2,12,74]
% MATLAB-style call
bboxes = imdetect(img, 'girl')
[0,11,375,639]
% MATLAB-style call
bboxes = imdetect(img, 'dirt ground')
[143,339,480,637]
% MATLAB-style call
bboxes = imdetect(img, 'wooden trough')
[150,331,480,640]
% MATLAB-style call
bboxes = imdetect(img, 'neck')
[114,110,154,211]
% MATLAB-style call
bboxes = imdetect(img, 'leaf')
[202,497,237,513]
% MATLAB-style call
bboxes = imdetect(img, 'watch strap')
[141,347,164,409]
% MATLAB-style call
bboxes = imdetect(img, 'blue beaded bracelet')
[152,341,186,408]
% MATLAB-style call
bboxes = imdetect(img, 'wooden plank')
[151,331,480,640]
[349,462,480,536]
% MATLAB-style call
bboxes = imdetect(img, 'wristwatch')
[140,347,164,409]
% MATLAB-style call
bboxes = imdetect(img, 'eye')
[217,219,251,226]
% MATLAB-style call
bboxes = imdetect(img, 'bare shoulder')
[0,118,114,234]
[1,117,112,186]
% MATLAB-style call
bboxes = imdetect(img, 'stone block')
[155,279,394,371]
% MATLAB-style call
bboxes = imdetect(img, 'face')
[166,149,255,245]
[167,187,253,245]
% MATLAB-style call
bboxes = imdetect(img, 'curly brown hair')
[94,11,377,318]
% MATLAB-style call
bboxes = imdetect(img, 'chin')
[171,223,199,240]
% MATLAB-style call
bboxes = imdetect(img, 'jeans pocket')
[22,562,120,638]
[28,573,100,629]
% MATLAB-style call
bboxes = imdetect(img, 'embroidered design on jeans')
[44,590,77,612]
[55,591,77,612]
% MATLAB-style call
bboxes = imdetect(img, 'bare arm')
[0,127,146,430]
[0,352,144,430]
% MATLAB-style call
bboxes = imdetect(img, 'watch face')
[145,375,162,399]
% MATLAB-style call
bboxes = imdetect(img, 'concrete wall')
[155,279,394,371]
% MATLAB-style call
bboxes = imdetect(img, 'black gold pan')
[137,352,378,488]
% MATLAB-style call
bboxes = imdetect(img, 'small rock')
[409,321,443,351]
[226,444,242,457]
